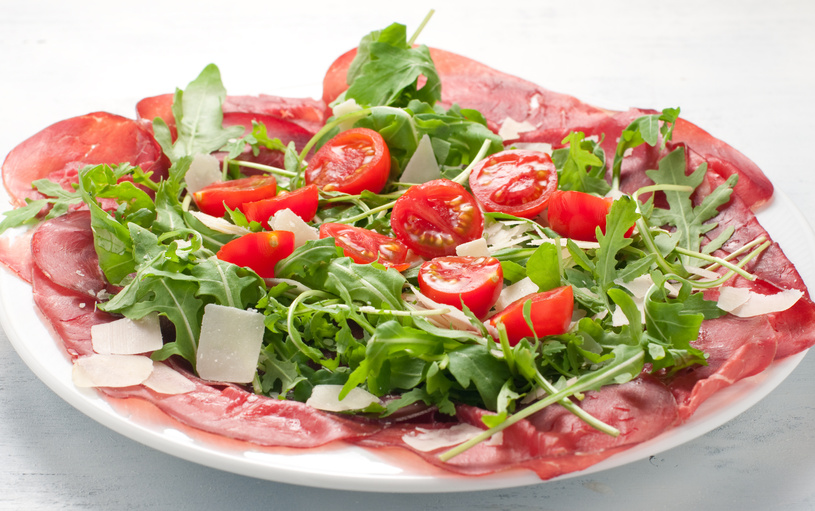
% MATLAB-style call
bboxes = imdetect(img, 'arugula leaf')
[154,64,244,162]
[446,344,512,412]
[344,23,441,108]
[526,243,561,291]
[552,132,610,195]
[594,196,640,291]
[611,108,680,188]
[645,147,736,261]
[276,238,406,309]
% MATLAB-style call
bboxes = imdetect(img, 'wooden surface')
[2,0,815,509]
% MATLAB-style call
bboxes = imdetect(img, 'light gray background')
[2,1,814,509]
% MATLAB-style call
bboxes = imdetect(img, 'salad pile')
[1,17,771,461]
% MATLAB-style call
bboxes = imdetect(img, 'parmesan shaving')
[399,134,440,184]
[189,211,250,236]
[185,154,222,193]
[269,208,318,248]
[196,304,266,383]
[91,313,163,355]
[456,238,490,257]
[494,277,537,312]
[142,362,197,395]
[507,142,552,155]
[72,354,154,388]
[718,287,804,318]
[402,424,504,452]
[497,118,536,140]
[306,384,381,412]
[404,289,478,332]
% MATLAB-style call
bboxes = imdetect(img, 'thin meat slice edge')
[2,112,167,207]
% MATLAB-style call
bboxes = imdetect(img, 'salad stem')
[408,9,435,46]
[439,351,645,461]
[451,139,493,185]
[229,160,297,178]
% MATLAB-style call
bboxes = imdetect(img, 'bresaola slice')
[1,112,167,207]
[30,211,112,299]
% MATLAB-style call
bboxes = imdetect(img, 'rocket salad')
[0,16,775,462]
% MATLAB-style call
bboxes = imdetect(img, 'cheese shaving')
[306,384,381,412]
[718,287,804,318]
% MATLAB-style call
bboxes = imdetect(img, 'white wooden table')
[2,1,814,508]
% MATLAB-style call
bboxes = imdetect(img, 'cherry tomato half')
[243,184,319,229]
[418,256,503,319]
[192,175,278,218]
[216,230,294,279]
[547,190,633,242]
[469,150,558,219]
[488,285,574,346]
[390,179,484,259]
[319,223,415,271]
[305,127,391,195]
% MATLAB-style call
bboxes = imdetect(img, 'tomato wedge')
[319,223,414,271]
[469,150,558,219]
[192,175,278,218]
[418,256,503,319]
[547,190,632,242]
[243,184,319,229]
[390,179,484,259]
[488,286,574,345]
[305,127,391,195]
[216,231,294,278]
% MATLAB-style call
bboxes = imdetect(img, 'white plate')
[0,190,812,493]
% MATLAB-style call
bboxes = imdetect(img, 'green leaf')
[646,147,736,261]
[103,275,204,365]
[447,344,512,411]
[594,196,640,291]
[191,256,265,309]
[276,238,406,310]
[526,243,561,291]
[164,64,245,162]
[553,132,610,195]
[86,200,135,286]
[344,24,441,108]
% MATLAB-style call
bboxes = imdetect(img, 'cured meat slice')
[223,95,327,135]
[31,266,111,359]
[322,47,610,134]
[667,314,778,420]
[136,93,327,139]
[219,112,314,170]
[673,118,774,210]
[103,377,379,448]
[30,211,111,299]
[2,112,167,207]
[357,375,677,478]
[136,94,177,139]
[0,228,35,283]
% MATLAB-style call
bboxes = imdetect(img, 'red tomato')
[488,286,574,346]
[242,184,319,229]
[192,175,278,218]
[418,256,503,319]
[319,223,415,271]
[547,190,632,242]
[305,127,391,195]
[469,150,558,219]
[390,179,484,259]
[216,231,294,279]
